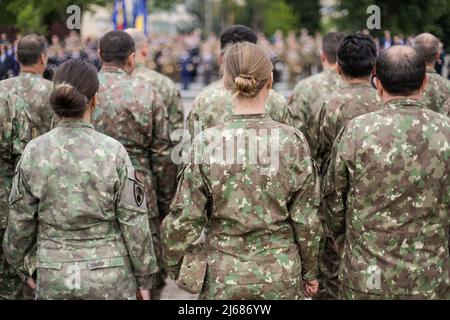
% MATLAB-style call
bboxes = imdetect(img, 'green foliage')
[285,0,321,33]
[1,0,110,34]
[335,0,450,39]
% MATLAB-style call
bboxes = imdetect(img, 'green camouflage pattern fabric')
[324,99,450,299]
[339,285,436,300]
[443,98,450,117]
[315,84,382,300]
[2,120,158,299]
[94,66,177,219]
[422,69,450,114]
[133,63,184,131]
[0,72,54,137]
[0,91,33,300]
[187,80,288,137]
[316,83,383,170]
[286,68,343,152]
[162,114,322,300]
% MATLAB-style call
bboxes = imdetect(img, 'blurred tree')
[285,0,321,33]
[335,0,450,42]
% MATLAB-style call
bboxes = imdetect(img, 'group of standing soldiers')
[0,23,449,300]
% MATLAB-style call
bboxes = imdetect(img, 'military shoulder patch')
[119,166,148,212]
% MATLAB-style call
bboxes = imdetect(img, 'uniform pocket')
[87,256,126,270]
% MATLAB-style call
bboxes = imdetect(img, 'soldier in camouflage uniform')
[413,33,450,114]
[286,32,345,152]
[93,31,177,298]
[187,25,288,138]
[443,98,450,117]
[0,35,53,138]
[0,90,33,300]
[162,43,322,300]
[325,46,449,300]
[126,29,184,131]
[316,35,383,300]
[2,60,158,300]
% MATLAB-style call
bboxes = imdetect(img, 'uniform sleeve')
[187,96,203,139]
[11,97,33,162]
[167,87,184,131]
[2,161,38,282]
[443,98,450,117]
[316,101,341,171]
[160,162,210,279]
[287,133,322,282]
[266,91,289,124]
[286,91,307,133]
[116,147,158,289]
[150,93,178,218]
[323,122,354,241]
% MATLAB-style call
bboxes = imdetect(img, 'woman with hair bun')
[162,42,322,300]
[2,59,158,300]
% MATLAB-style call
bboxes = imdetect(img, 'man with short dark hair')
[187,25,288,137]
[93,31,177,299]
[287,32,345,152]
[126,28,184,132]
[413,33,450,114]
[0,34,53,137]
[325,45,449,300]
[315,34,383,300]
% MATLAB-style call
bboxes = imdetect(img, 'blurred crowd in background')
[1,28,449,90]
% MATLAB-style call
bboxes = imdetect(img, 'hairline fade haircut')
[17,34,48,66]
[220,25,258,53]
[376,45,426,96]
[337,34,378,78]
[99,31,136,66]
[413,33,440,65]
[322,32,346,64]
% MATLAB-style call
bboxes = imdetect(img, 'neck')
[102,63,126,72]
[383,94,422,104]
[20,65,42,75]
[426,63,436,71]
[343,76,371,85]
[233,95,266,115]
[135,53,146,66]
[322,60,337,71]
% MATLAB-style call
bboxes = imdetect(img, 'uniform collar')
[426,68,437,74]
[345,82,372,89]
[20,72,42,79]
[57,119,95,129]
[385,98,426,110]
[100,66,128,76]
[229,113,270,121]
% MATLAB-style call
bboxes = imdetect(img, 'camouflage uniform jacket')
[2,120,158,289]
[422,68,450,114]
[187,80,288,137]
[133,63,184,131]
[324,99,450,298]
[0,91,32,229]
[162,114,322,289]
[0,72,54,137]
[316,83,383,172]
[286,68,343,152]
[443,98,450,117]
[94,66,177,219]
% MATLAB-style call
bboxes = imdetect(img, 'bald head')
[413,33,440,65]
[125,28,147,49]
[376,45,426,97]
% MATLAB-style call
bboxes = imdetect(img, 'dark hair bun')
[50,83,89,118]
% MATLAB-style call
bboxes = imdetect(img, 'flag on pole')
[113,0,128,31]
[133,0,148,35]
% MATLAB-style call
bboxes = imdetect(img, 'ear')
[125,52,136,73]
[320,51,326,64]
[97,49,102,62]
[40,52,48,65]
[375,77,383,97]
[421,74,429,93]
[268,72,274,90]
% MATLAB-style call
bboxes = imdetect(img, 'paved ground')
[160,278,198,300]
